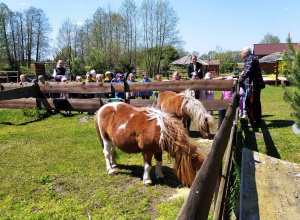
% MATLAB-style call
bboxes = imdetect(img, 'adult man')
[238,46,265,127]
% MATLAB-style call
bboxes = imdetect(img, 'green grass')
[0,109,185,219]
[0,85,298,219]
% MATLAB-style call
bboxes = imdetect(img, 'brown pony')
[94,102,205,186]
[157,89,215,138]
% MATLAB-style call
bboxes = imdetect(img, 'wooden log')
[176,93,238,220]
[0,98,230,111]
[0,84,38,101]
[0,80,234,94]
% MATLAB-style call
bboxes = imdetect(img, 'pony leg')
[102,138,116,175]
[154,153,164,180]
[110,146,119,171]
[142,153,153,186]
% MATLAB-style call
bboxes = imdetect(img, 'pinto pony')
[94,102,205,186]
[157,89,215,138]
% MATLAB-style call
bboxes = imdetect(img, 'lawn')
[0,84,298,219]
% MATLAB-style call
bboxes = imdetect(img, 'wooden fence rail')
[0,80,234,111]
[0,79,234,94]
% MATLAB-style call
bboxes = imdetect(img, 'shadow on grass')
[0,112,80,126]
[117,164,182,188]
[239,118,258,152]
[239,117,286,159]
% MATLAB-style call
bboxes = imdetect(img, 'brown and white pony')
[157,89,215,138]
[94,102,205,186]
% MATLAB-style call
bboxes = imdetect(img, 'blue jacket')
[139,78,152,97]
[114,79,125,99]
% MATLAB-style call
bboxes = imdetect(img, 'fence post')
[6,72,10,83]
[218,108,226,129]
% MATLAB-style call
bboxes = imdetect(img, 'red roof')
[254,43,299,56]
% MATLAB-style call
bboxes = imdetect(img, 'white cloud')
[284,8,289,10]
[19,2,26,5]
[73,21,86,26]
[77,3,84,7]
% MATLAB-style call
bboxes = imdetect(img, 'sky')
[3,0,300,56]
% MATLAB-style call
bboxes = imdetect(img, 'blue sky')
[3,0,300,55]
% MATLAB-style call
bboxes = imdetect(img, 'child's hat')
[90,69,96,74]
[204,72,211,79]
[116,73,123,78]
[38,75,44,79]
[105,71,111,75]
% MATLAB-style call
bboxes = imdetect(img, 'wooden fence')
[0,79,239,219]
[0,71,19,83]
[0,79,234,112]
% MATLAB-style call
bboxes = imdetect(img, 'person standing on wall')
[237,46,265,128]
[187,54,203,79]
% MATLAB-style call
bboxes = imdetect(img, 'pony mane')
[180,89,216,131]
[145,106,205,186]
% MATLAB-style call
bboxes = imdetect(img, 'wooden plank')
[0,85,38,100]
[240,148,300,220]
[0,80,234,94]
[0,98,230,111]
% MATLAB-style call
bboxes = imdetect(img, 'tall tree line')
[55,0,181,76]
[0,3,52,69]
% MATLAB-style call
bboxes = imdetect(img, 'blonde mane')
[179,89,216,131]
[145,106,204,186]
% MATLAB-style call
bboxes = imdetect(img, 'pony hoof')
[144,180,152,186]
[109,172,117,177]
[108,169,117,176]
[156,177,164,182]
[112,165,119,171]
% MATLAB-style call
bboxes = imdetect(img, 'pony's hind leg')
[110,146,119,171]
[154,153,164,181]
[102,138,117,176]
[142,152,153,186]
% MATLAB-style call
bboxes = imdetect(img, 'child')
[153,74,162,99]
[86,72,95,83]
[171,71,181,94]
[20,74,31,83]
[221,76,233,100]
[191,72,200,99]
[126,73,139,99]
[114,73,125,99]
[103,71,113,98]
[95,74,106,99]
[74,76,83,114]
[239,82,247,118]
[139,72,152,99]
[204,72,215,115]
[90,69,97,81]
[53,60,68,82]
[61,76,71,115]
[96,74,103,82]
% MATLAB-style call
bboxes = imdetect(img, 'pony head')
[182,89,216,138]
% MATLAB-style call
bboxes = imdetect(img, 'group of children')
[20,58,246,117]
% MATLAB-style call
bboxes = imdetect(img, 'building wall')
[260,63,276,73]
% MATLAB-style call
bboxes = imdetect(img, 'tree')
[34,9,52,61]
[259,33,280,44]
[140,0,182,77]
[0,3,15,68]
[282,35,300,129]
